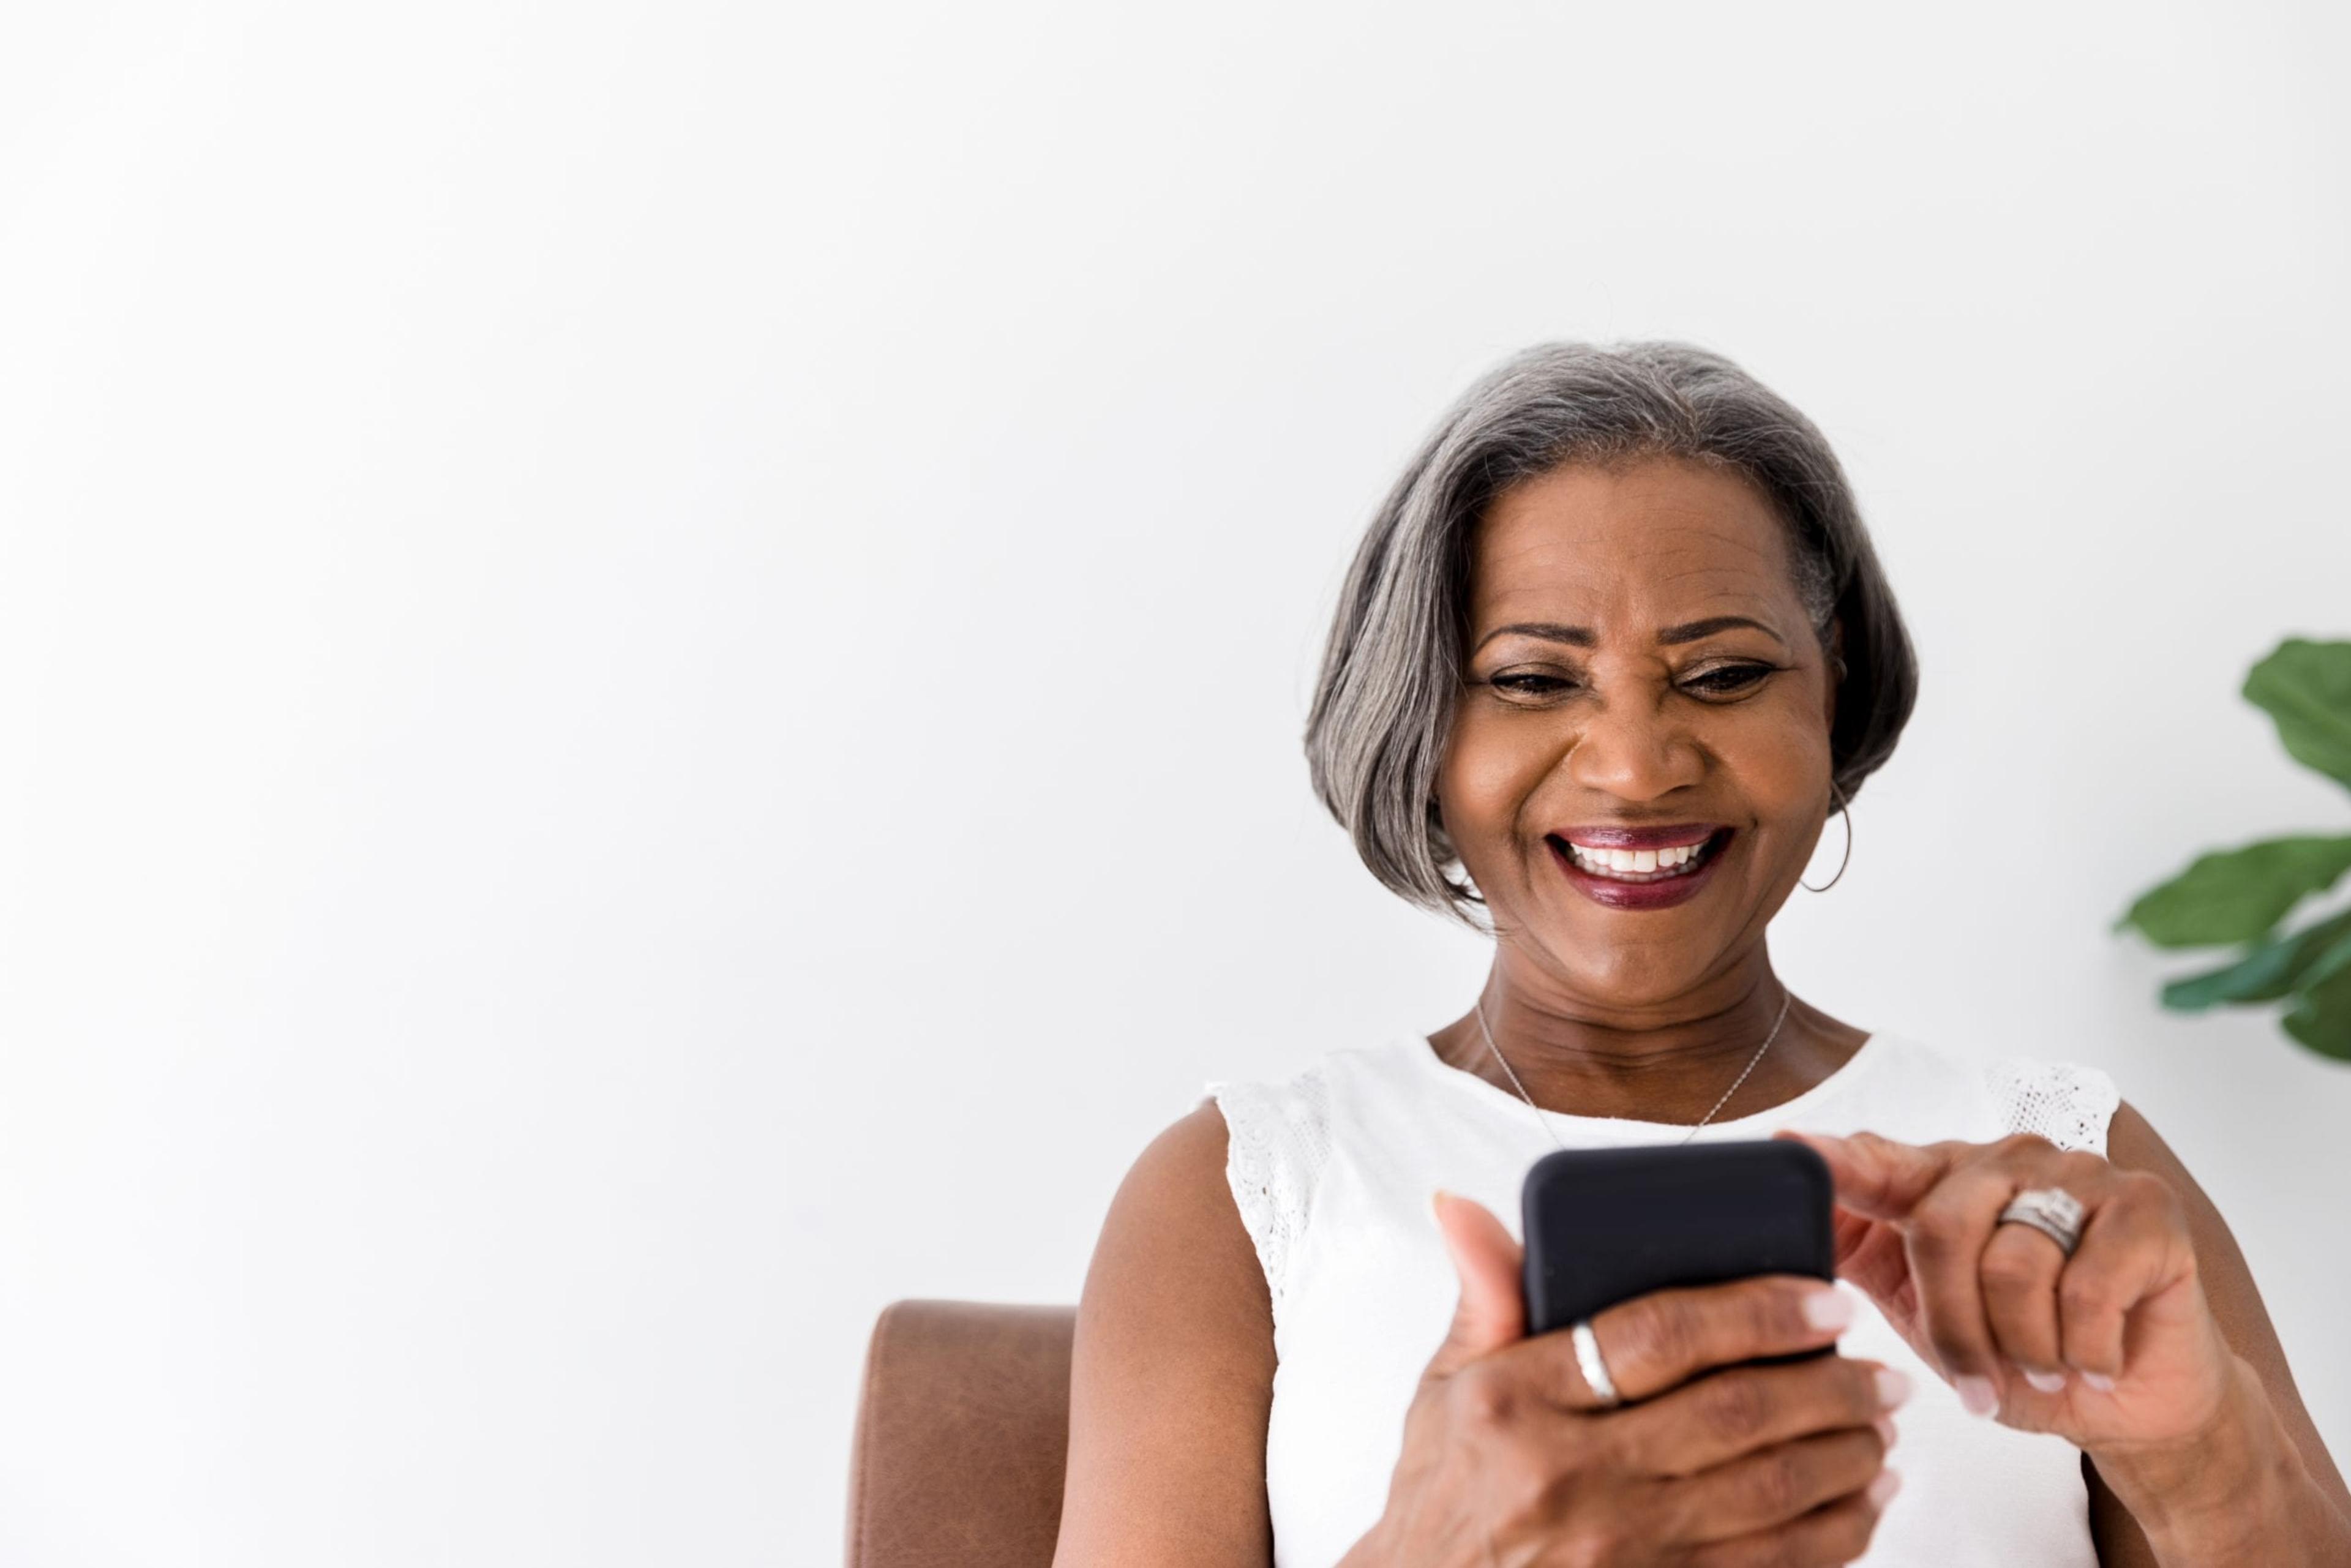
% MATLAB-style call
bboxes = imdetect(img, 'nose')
[1560,686,1706,803]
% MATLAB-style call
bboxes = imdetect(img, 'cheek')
[1700,763,1832,871]
[1720,705,1835,812]
[1438,713,1555,841]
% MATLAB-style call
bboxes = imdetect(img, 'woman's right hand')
[1343,1191,1911,1568]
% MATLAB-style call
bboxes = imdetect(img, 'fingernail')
[1802,1286,1855,1332]
[1867,1468,1903,1509]
[1873,1414,1899,1450]
[2023,1367,2068,1394]
[2082,1370,2117,1392]
[1430,1188,1455,1217]
[1956,1375,1998,1417]
[1873,1367,1912,1409]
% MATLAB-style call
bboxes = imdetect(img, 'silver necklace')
[1472,988,1795,1149]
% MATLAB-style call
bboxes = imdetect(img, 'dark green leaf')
[2243,637,2351,791]
[2281,958,2351,1062]
[2118,835,2351,947]
[2159,907,2351,1010]
[2304,923,2351,990]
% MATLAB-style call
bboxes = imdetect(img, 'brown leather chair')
[846,1300,1076,1567]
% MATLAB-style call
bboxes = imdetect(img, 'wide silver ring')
[1570,1318,1622,1408]
[1998,1186,2087,1258]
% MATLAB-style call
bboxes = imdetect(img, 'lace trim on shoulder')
[1983,1056,2122,1156]
[1205,1067,1332,1316]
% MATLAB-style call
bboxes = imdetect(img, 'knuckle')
[1929,1327,1974,1368]
[2058,1273,2115,1319]
[1909,1203,1965,1250]
[1487,1441,1559,1521]
[1621,1294,1700,1371]
[1749,1447,1804,1517]
[1578,1406,1635,1472]
[2124,1169,2185,1220]
[1908,1204,1964,1256]
[1563,1516,1624,1568]
[1448,1363,1518,1430]
[1558,1530,1616,1568]
[1979,1245,2046,1291]
[1998,1131,2058,1161]
[2057,1149,2111,1179]
[1704,1371,1774,1442]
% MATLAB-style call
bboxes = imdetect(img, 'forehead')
[1468,456,1799,626]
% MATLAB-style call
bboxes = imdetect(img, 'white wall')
[3,2,2347,1563]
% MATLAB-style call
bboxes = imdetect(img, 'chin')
[1519,924,1719,1006]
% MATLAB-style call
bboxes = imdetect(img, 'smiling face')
[1436,454,1844,1011]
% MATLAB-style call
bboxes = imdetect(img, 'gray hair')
[1303,340,1918,929]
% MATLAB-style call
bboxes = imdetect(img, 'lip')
[1548,827,1735,910]
[1551,822,1726,850]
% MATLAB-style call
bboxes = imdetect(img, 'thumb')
[1774,1127,1966,1223]
[1424,1189,1526,1379]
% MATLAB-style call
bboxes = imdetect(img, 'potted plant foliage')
[2115,637,2351,1063]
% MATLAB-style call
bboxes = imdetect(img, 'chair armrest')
[846,1299,1076,1568]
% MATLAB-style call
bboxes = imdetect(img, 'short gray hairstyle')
[1303,340,1918,928]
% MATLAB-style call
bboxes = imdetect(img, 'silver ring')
[1998,1186,2087,1258]
[1570,1318,1622,1408]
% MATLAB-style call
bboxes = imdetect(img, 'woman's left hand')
[1771,1128,2237,1454]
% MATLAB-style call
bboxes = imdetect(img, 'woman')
[1049,342,2351,1566]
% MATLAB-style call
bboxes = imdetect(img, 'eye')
[1685,662,1777,696]
[1485,672,1575,699]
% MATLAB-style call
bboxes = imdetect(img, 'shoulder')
[1059,1100,1275,1561]
[1207,1043,1421,1311]
[1081,1093,1286,1349]
[1070,1104,1270,1389]
[1090,1100,1258,1294]
[1073,1039,1386,1397]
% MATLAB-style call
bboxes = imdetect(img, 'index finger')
[1494,1273,1858,1409]
[1775,1128,1973,1223]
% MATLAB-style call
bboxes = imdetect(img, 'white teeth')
[1564,838,1715,882]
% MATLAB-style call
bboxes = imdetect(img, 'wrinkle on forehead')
[1469,461,1802,628]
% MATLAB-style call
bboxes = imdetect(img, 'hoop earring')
[1800,778,1851,892]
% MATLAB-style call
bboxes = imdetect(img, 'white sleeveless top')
[1207,1028,2121,1568]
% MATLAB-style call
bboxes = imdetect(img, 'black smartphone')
[1521,1139,1839,1367]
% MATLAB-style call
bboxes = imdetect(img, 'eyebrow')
[1473,615,1788,654]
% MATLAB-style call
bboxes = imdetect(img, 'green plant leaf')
[2117,835,2351,947]
[2243,637,2351,791]
[2281,958,2351,1062]
[2159,907,2351,1010]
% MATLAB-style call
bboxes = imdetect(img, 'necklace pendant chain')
[1473,989,1795,1151]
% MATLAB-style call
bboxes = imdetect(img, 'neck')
[1439,946,1860,1125]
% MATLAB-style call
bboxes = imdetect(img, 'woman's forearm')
[2087,1354,2351,1565]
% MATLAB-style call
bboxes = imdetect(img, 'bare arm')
[1052,1100,1276,1567]
[2085,1098,2351,1566]
[1055,1105,1900,1567]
